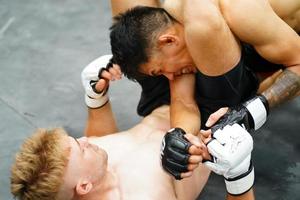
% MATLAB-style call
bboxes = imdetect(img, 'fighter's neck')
[80,167,121,200]
[140,105,171,132]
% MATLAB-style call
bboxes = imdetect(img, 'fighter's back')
[269,0,300,32]
[162,0,300,33]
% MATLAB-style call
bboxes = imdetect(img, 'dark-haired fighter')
[106,0,300,198]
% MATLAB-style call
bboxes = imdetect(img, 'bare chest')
[110,142,176,200]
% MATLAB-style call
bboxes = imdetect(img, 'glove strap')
[224,163,254,196]
[244,95,268,130]
[85,94,109,109]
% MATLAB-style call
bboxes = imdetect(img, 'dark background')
[0,0,299,199]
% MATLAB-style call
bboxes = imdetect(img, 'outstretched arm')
[160,74,203,180]
[81,55,121,136]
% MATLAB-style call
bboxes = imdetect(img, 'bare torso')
[163,0,300,33]
[90,106,210,200]
[162,0,300,76]
[269,0,300,32]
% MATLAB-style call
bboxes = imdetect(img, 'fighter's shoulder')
[219,0,270,22]
[183,0,225,35]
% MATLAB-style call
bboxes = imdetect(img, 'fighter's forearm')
[261,68,300,108]
[227,189,255,200]
[170,98,200,135]
[169,74,200,135]
[84,101,118,137]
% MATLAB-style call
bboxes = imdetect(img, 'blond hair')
[10,128,70,200]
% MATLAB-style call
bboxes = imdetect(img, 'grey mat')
[0,0,299,199]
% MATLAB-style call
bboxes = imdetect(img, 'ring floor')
[0,0,299,199]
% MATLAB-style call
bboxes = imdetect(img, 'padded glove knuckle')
[160,128,191,178]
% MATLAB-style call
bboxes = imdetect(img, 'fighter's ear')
[75,180,93,195]
[157,34,181,56]
[157,34,178,47]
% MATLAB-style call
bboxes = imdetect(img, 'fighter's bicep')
[254,37,300,68]
[222,0,300,66]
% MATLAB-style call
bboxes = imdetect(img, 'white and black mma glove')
[160,128,192,180]
[212,95,269,133]
[81,55,112,109]
[204,124,254,196]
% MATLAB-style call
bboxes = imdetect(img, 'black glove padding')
[160,128,192,180]
[211,95,269,133]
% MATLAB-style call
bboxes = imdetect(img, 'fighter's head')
[10,128,108,200]
[110,6,196,81]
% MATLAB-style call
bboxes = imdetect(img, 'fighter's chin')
[102,149,108,161]
[98,147,108,162]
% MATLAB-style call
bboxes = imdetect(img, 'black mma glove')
[211,95,269,133]
[160,128,192,180]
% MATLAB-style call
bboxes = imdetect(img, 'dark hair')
[110,6,176,81]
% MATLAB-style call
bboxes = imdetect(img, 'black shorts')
[136,43,283,128]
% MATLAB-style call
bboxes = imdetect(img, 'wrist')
[225,162,255,196]
[168,127,186,134]
[85,93,109,109]
[243,95,269,130]
[85,81,110,109]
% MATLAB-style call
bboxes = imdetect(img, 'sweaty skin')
[87,106,210,200]
[108,1,299,199]
[109,0,300,134]
[163,0,300,114]
[164,0,300,32]
[268,0,300,32]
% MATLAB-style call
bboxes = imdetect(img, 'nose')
[163,72,174,80]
